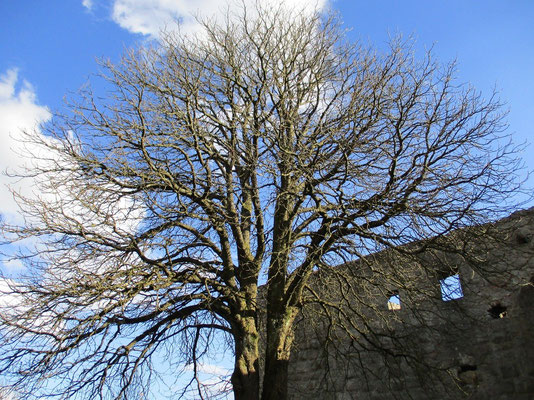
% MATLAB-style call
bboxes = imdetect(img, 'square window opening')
[440,274,463,301]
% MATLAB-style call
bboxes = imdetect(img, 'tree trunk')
[261,356,289,400]
[232,317,260,400]
[232,366,260,400]
[261,307,299,400]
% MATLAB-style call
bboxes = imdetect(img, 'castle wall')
[287,208,534,399]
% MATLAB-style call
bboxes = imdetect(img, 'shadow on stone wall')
[288,208,534,400]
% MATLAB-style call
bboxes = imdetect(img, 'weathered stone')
[288,208,534,399]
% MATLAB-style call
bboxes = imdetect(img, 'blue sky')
[1,0,533,222]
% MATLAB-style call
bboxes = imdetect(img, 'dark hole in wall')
[458,364,477,373]
[488,303,507,319]
[458,364,478,385]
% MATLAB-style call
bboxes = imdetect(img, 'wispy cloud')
[82,0,94,10]
[110,0,330,38]
[0,69,51,220]
[0,278,20,308]
[0,69,144,233]
[0,387,18,400]
[1,258,24,270]
[184,363,231,377]
[182,362,232,398]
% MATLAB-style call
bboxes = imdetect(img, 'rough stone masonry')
[287,208,534,400]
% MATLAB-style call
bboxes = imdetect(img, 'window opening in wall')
[387,292,401,310]
[440,274,463,301]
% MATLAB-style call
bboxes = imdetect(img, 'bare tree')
[0,4,525,400]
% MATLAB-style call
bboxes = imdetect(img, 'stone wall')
[287,208,534,399]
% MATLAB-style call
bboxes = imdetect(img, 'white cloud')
[0,276,67,336]
[0,387,19,400]
[0,69,51,220]
[111,0,330,38]
[1,258,24,270]
[0,69,143,270]
[184,362,231,377]
[182,362,232,398]
[82,0,93,10]
[0,278,19,308]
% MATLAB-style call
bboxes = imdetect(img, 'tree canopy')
[0,4,525,400]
